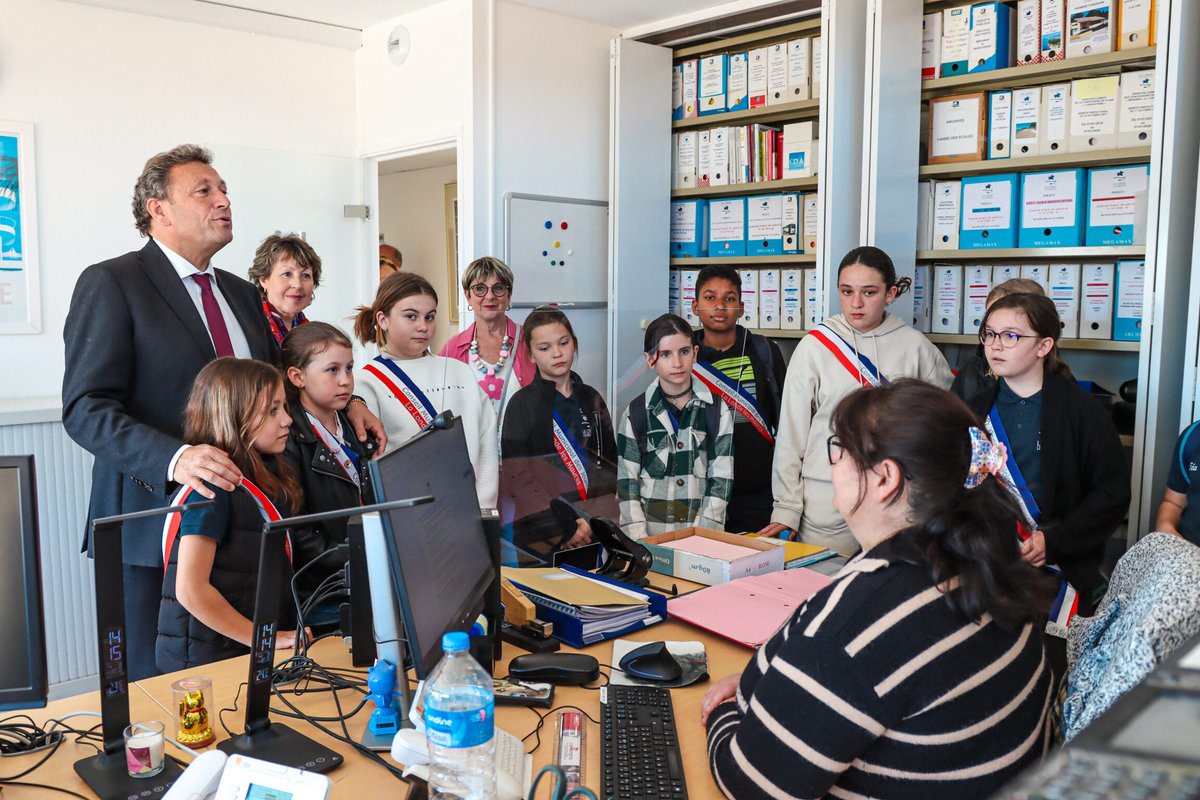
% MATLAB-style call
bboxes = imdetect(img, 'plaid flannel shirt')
[616,378,734,540]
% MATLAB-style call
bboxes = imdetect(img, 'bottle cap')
[442,631,469,652]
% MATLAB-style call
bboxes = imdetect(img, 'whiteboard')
[504,193,608,304]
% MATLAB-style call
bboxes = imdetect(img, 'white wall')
[0,0,356,401]
[379,163,458,348]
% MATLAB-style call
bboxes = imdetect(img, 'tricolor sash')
[306,411,361,489]
[809,323,889,387]
[161,478,291,571]
[551,409,590,500]
[692,361,775,445]
[986,408,1079,633]
[363,356,437,429]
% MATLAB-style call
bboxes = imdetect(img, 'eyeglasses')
[827,435,843,466]
[979,329,1042,348]
[469,283,510,298]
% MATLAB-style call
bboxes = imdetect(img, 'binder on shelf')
[709,127,731,187]
[697,129,713,188]
[699,54,726,116]
[993,264,1022,286]
[1087,164,1149,246]
[929,91,987,164]
[964,264,992,332]
[802,193,819,254]
[672,64,684,121]
[747,194,784,256]
[783,121,817,179]
[933,179,962,250]
[1042,83,1072,154]
[1071,75,1120,151]
[969,2,1015,73]
[760,268,781,329]
[1048,263,1082,337]
[1118,69,1155,148]
[709,198,747,257]
[727,51,749,112]
[673,131,698,190]
[766,42,789,106]
[812,36,823,99]
[748,47,768,109]
[960,173,1020,249]
[670,199,708,259]
[782,193,801,252]
[1118,0,1155,48]
[1066,0,1115,58]
[681,58,699,119]
[1041,0,1067,61]
[922,13,943,80]
[1017,0,1041,64]
[1019,169,1086,248]
[782,269,804,330]
[669,268,681,316]
[913,264,932,333]
[681,269,700,327]
[1080,262,1115,339]
[1113,258,1145,341]
[739,269,760,328]
[917,181,935,251]
[1020,264,1050,293]
[804,267,820,330]
[787,37,811,101]
[942,5,972,78]
[1011,86,1043,157]
[933,264,964,335]
[989,90,1013,159]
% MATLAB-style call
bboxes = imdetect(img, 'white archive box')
[759,268,781,329]
[932,180,962,250]
[681,269,700,327]
[782,193,801,252]
[1118,69,1155,148]
[669,269,681,316]
[804,268,821,330]
[739,269,759,328]
[963,265,992,333]
[922,13,943,80]
[787,38,811,101]
[1071,75,1120,151]
[932,264,964,335]
[917,182,935,250]
[1016,0,1041,65]
[1012,86,1043,157]
[1080,262,1115,339]
[766,42,789,106]
[781,269,804,331]
[1020,264,1051,293]
[989,90,1013,159]
[1043,83,1071,154]
[1048,263,1082,338]
[992,264,1022,286]
[1066,0,1115,59]
[912,264,933,333]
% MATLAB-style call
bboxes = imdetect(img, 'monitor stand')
[217,526,343,773]
[75,511,188,800]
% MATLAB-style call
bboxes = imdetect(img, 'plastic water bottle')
[424,632,497,799]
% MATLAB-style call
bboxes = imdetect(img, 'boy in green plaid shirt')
[617,314,734,540]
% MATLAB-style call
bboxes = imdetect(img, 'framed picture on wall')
[0,120,40,333]
[445,181,459,325]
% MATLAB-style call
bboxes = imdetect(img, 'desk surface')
[3,618,751,799]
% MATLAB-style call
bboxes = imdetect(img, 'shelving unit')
[671,254,816,266]
[919,146,1152,179]
[925,333,1140,352]
[920,46,1157,98]
[916,246,1146,261]
[672,176,817,200]
[672,98,819,131]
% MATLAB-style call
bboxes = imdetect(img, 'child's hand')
[276,628,314,651]
[562,518,593,550]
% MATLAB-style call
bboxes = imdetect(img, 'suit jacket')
[62,239,276,567]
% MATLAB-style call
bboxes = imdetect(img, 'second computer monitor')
[0,455,48,711]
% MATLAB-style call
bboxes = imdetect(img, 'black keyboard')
[600,684,688,800]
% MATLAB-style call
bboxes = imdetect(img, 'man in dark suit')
[62,145,380,679]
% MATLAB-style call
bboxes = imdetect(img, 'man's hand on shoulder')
[173,445,242,497]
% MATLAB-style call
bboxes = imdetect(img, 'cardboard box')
[643,527,784,586]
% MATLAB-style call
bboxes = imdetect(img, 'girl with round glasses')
[952,292,1129,616]
[440,256,535,422]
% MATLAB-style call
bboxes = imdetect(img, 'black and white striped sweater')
[706,541,1052,800]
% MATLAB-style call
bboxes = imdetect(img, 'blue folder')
[1019,169,1086,247]
[671,199,708,258]
[507,566,668,648]
[746,194,784,256]
[968,2,1014,73]
[709,197,747,257]
[960,174,1020,249]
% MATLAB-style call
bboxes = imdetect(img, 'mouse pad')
[610,639,709,688]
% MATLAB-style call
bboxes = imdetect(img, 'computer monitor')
[0,455,48,711]
[367,417,495,679]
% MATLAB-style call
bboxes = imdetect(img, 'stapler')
[500,577,559,653]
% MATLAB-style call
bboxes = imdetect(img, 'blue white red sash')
[363,356,437,429]
[808,323,889,387]
[161,478,291,571]
[987,408,1079,632]
[551,409,590,500]
[691,361,775,445]
[306,411,361,489]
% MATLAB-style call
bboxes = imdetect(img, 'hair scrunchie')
[965,426,1008,489]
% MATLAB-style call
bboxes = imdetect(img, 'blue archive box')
[1087,164,1150,246]
[1113,259,1145,342]
[708,197,747,257]
[670,199,708,258]
[672,64,684,121]
[960,173,1020,249]
[969,2,1015,73]
[698,53,727,117]
[1019,169,1086,247]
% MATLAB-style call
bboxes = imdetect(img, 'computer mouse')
[508,653,600,685]
[619,641,683,682]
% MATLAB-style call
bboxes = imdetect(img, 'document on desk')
[668,569,833,648]
[502,567,648,610]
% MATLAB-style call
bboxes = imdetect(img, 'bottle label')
[425,701,495,748]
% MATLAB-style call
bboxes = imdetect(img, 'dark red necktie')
[191,273,235,358]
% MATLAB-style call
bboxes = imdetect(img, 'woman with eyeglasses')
[952,292,1129,616]
[703,380,1056,799]
[439,256,536,422]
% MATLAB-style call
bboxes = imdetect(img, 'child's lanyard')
[692,361,775,445]
[306,411,362,488]
[161,479,292,571]
[809,323,889,387]
[551,409,590,500]
[362,356,437,428]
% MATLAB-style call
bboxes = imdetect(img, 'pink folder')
[667,568,833,648]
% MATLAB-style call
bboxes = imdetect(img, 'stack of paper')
[746,534,836,569]
[501,567,658,642]
[667,569,833,648]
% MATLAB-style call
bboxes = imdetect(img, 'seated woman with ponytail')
[702,380,1055,800]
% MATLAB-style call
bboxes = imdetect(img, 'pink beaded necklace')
[468,322,512,401]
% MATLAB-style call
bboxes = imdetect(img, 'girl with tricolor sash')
[763,247,952,555]
[500,308,616,556]
[156,359,307,673]
[953,293,1129,617]
[353,272,499,509]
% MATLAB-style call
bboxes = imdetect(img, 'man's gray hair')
[131,144,213,237]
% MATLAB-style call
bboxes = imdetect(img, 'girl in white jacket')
[761,247,953,554]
